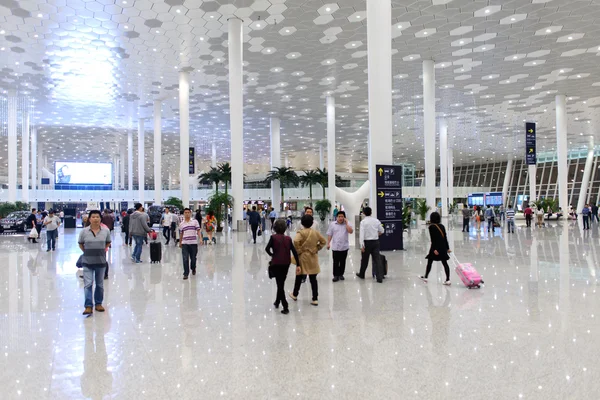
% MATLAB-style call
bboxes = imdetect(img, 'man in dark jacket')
[129,203,152,263]
[247,206,261,244]
[122,210,132,246]
[26,208,38,243]
[592,204,599,223]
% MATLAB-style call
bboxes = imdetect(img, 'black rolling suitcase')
[150,242,162,263]
[372,254,388,278]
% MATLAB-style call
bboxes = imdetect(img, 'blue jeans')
[132,235,145,261]
[83,266,106,307]
[507,219,515,232]
[46,229,58,250]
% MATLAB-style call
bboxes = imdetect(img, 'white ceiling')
[1,0,600,185]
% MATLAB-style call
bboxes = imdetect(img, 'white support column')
[366,0,394,215]
[447,147,454,208]
[326,96,336,208]
[319,143,324,170]
[439,120,448,217]
[528,165,537,203]
[31,128,37,193]
[556,95,569,212]
[128,128,133,207]
[423,60,436,217]
[179,71,190,208]
[284,154,289,168]
[119,145,125,190]
[228,17,244,228]
[8,90,17,203]
[138,119,145,205]
[113,155,118,190]
[21,109,30,203]
[502,159,513,206]
[270,117,281,210]
[37,148,43,192]
[154,100,162,205]
[577,137,594,213]
[211,141,217,192]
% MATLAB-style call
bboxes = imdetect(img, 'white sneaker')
[443,280,451,286]
[419,275,428,283]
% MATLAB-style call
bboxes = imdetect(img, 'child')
[265,219,300,315]
[419,212,452,285]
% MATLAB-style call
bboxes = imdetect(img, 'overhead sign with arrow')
[375,164,403,251]
[525,122,536,165]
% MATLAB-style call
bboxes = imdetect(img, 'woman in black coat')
[419,212,452,285]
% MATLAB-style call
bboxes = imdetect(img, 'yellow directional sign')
[529,148,534,153]
[528,129,534,133]
[378,191,384,198]
[378,168,383,176]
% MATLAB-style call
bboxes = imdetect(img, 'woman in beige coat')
[289,215,327,306]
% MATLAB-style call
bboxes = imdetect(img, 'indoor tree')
[218,162,232,197]
[265,167,300,210]
[316,167,329,198]
[198,167,222,193]
[300,169,321,204]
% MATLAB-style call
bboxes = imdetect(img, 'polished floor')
[1,217,599,399]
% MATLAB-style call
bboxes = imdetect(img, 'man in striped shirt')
[505,205,516,233]
[179,208,202,280]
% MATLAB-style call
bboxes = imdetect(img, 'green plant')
[449,200,458,214]
[164,196,184,211]
[265,167,300,209]
[416,199,430,221]
[0,202,28,218]
[198,167,222,193]
[402,205,412,230]
[218,162,231,197]
[300,170,321,202]
[207,192,233,227]
[314,199,332,222]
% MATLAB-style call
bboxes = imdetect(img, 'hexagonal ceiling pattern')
[1,0,600,185]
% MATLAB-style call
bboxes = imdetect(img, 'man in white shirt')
[356,207,384,283]
[43,209,61,252]
[161,207,173,245]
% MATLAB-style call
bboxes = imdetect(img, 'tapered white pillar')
[366,0,393,215]
[502,159,513,207]
[319,144,324,170]
[528,165,537,203]
[556,95,568,212]
[37,148,43,191]
[576,137,594,213]
[31,128,37,193]
[447,147,454,209]
[285,154,289,168]
[113,155,118,190]
[326,96,336,208]
[21,110,30,203]
[270,117,281,210]
[119,145,125,190]
[8,90,17,203]
[439,120,448,217]
[128,128,133,207]
[211,141,218,192]
[138,119,145,205]
[228,17,244,228]
[423,60,436,217]
[154,100,162,205]
[179,71,190,208]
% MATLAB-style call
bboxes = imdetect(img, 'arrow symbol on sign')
[528,129,534,133]
[378,168,383,176]
[529,149,534,153]
[378,191,384,198]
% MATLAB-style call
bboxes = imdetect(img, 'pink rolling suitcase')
[451,254,484,289]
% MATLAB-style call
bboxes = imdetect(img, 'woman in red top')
[265,219,300,314]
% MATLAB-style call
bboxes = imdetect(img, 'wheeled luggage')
[451,254,483,289]
[150,242,162,263]
[149,230,158,241]
[372,254,388,278]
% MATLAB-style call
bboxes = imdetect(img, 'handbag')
[76,255,83,269]
[268,261,275,279]
[29,228,39,239]
[257,227,262,236]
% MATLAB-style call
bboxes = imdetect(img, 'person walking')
[419,212,452,285]
[582,204,591,230]
[26,208,39,243]
[289,215,326,306]
[592,204,599,223]
[265,219,300,314]
[195,209,203,227]
[536,205,545,228]
[59,210,65,223]
[247,206,261,244]
[269,207,278,229]
[498,205,505,222]
[356,207,385,283]
[78,210,111,315]
[524,204,533,228]
[122,209,132,246]
[160,207,173,245]
[461,204,471,232]
[260,207,266,232]
[474,206,483,231]
[204,210,217,244]
[179,208,202,280]
[485,205,496,233]
[101,209,115,233]
[505,204,516,233]
[129,203,152,263]
[43,209,61,252]
[327,211,353,282]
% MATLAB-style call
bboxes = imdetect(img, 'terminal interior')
[2,0,600,398]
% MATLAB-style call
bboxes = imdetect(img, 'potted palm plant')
[416,199,430,224]
[207,192,233,233]
[218,162,231,197]
[300,169,321,204]
[265,166,300,210]
[314,199,332,222]
[198,167,222,192]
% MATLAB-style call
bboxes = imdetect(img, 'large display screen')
[54,162,112,185]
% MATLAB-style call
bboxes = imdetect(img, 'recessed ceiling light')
[424,31,428,35]
[256,23,261,27]
[485,9,490,13]
[210,15,215,18]
[398,25,402,29]
[156,30,159,33]
[511,18,515,21]
[176,9,180,13]
[37,13,42,17]
[124,25,128,29]
[568,36,573,40]
[325,7,331,12]
[356,15,360,18]
[546,29,551,33]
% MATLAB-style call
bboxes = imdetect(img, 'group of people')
[264,206,384,314]
[26,208,62,251]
